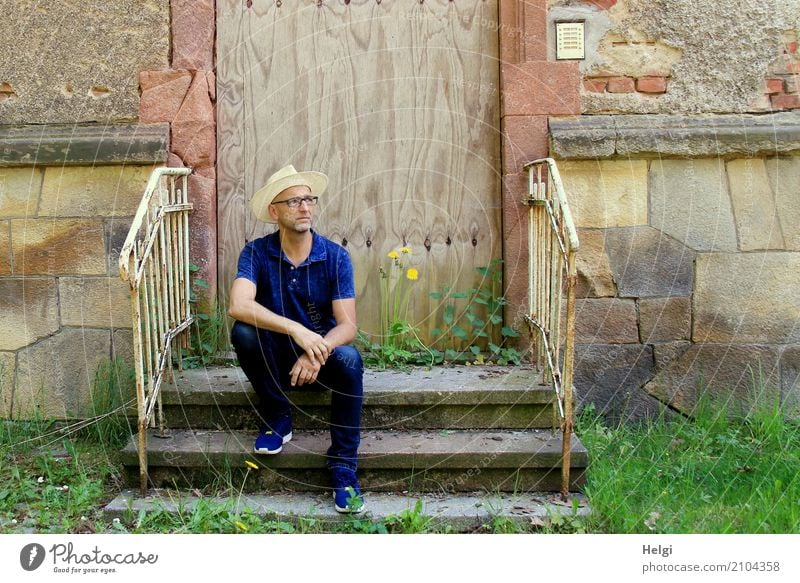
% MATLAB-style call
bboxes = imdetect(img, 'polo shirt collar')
[266,229,327,264]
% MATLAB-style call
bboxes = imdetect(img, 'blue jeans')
[230,321,363,470]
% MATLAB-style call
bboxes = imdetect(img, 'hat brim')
[250,171,328,223]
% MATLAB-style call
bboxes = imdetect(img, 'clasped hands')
[289,325,333,386]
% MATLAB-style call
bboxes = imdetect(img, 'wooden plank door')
[218,0,501,343]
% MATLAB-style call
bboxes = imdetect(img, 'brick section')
[583,78,608,93]
[501,61,581,116]
[763,35,800,112]
[765,77,784,94]
[581,0,618,9]
[606,76,636,93]
[771,93,800,110]
[636,76,668,94]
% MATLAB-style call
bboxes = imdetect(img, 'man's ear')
[268,203,279,222]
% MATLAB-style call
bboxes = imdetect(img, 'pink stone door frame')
[497,0,580,321]
[138,0,218,307]
[137,1,580,318]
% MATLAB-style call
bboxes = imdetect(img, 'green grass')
[0,419,124,533]
[576,395,800,533]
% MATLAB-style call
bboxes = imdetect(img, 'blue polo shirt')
[235,230,355,336]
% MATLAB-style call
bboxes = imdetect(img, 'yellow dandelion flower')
[234,521,249,531]
[406,268,419,281]
[399,246,412,254]
[387,250,399,259]
[244,461,259,470]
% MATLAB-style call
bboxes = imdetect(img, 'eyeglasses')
[271,196,319,209]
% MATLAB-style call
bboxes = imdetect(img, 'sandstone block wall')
[0,164,161,419]
[556,149,800,421]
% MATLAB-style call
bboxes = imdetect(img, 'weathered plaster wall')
[550,0,800,114]
[0,0,170,123]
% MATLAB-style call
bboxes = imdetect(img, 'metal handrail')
[522,157,580,501]
[119,167,194,494]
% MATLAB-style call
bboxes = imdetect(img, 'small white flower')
[112,518,120,524]
[80,516,87,521]
[11,519,17,524]
[37,476,44,484]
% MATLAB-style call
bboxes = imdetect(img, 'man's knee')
[331,345,363,373]
[231,321,260,352]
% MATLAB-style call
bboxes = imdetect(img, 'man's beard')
[289,218,312,233]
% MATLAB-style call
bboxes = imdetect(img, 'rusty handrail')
[119,166,193,494]
[522,157,579,501]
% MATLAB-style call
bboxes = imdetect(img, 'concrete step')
[121,428,587,493]
[160,365,557,430]
[103,489,590,533]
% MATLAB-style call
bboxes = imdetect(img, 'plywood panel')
[218,0,501,343]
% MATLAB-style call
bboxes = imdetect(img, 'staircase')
[112,159,586,525]
[119,365,587,497]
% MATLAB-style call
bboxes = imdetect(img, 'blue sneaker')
[253,416,292,455]
[330,466,365,514]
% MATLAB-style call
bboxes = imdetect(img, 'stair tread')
[164,365,553,406]
[122,428,587,469]
[104,490,591,528]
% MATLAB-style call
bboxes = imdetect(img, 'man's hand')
[290,353,322,386]
[290,324,332,365]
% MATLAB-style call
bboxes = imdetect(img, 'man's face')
[268,184,315,233]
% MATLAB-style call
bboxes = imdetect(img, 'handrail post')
[119,167,194,495]
[523,158,580,502]
[561,250,578,501]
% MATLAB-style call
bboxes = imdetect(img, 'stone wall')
[0,0,173,420]
[0,137,168,418]
[552,114,800,421]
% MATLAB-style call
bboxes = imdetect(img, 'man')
[228,164,365,513]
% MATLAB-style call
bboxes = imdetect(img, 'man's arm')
[289,298,357,386]
[324,298,357,349]
[228,277,331,364]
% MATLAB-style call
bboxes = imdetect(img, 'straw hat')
[250,164,328,223]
